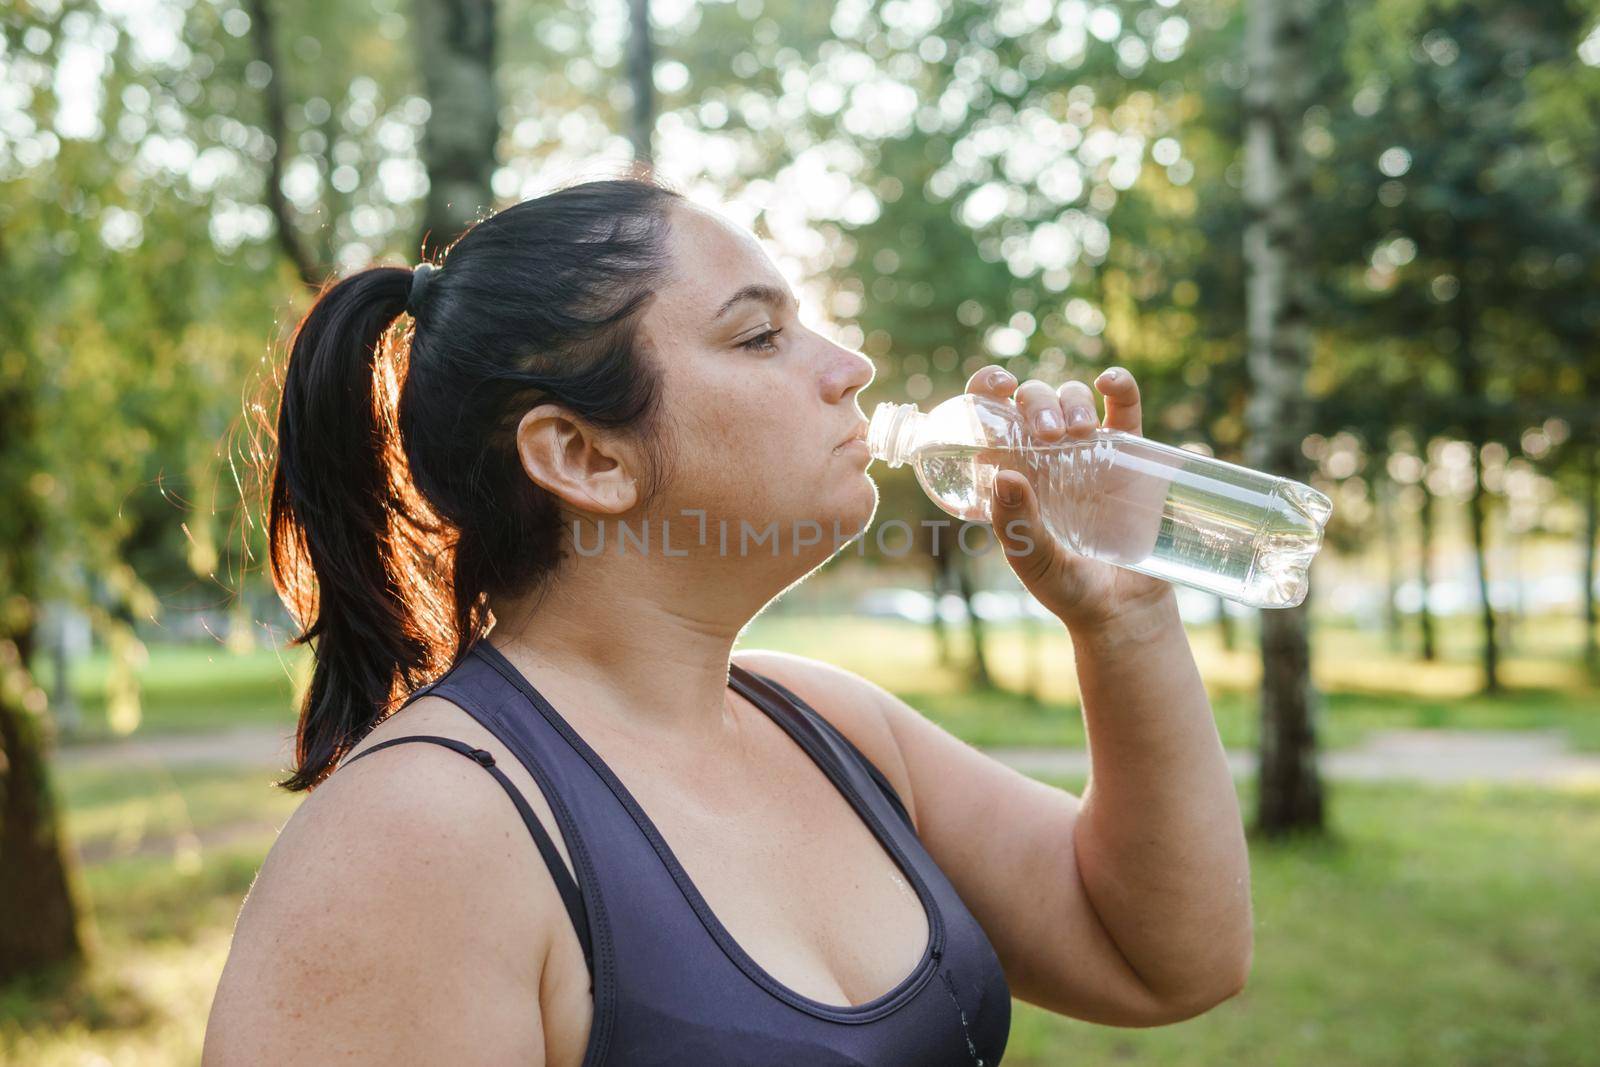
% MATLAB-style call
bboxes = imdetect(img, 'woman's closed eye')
[739,327,783,352]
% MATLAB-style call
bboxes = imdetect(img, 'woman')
[204,177,1251,1066]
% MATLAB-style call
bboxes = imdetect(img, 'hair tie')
[407,262,438,318]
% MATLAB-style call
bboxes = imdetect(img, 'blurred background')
[2,0,1598,1063]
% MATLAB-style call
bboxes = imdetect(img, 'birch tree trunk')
[1242,0,1325,836]
[1584,440,1598,678]
[1452,244,1500,693]
[1378,468,1404,651]
[628,0,656,169]
[1418,480,1438,661]
[952,555,993,691]
[930,548,953,668]
[415,0,499,254]
[1216,595,1237,651]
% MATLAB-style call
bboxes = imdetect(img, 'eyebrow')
[712,283,792,322]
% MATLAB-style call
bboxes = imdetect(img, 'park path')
[58,724,1600,788]
[988,729,1600,787]
[60,726,1600,868]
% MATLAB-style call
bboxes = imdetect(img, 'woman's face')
[635,201,878,565]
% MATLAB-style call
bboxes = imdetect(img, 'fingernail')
[998,479,1020,506]
[1036,409,1063,434]
[1068,406,1093,428]
[989,369,1012,389]
[1099,368,1120,384]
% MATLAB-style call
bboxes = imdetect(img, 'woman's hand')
[968,364,1174,631]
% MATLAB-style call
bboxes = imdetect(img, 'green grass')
[0,842,275,1066]
[55,763,300,864]
[0,761,291,1065]
[41,610,1600,752]
[47,643,305,739]
[736,614,1600,752]
[1009,778,1600,1066]
[5,772,1598,1065]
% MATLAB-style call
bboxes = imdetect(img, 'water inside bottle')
[907,435,1331,609]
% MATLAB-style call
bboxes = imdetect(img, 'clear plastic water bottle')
[867,393,1333,609]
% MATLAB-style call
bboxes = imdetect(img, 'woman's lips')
[834,422,869,453]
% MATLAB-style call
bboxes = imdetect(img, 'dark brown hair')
[268,177,683,791]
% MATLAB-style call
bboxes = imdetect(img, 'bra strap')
[343,734,595,979]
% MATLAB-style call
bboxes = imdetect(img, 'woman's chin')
[783,489,874,558]
[831,486,878,544]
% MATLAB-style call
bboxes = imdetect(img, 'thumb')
[990,470,1058,588]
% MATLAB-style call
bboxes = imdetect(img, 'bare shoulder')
[203,700,553,1065]
[731,649,919,828]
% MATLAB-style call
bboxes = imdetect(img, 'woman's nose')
[821,344,875,405]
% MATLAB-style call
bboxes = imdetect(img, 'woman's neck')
[484,553,771,744]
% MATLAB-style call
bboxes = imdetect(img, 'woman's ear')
[514,404,640,514]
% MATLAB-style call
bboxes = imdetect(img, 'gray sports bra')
[344,641,1011,1065]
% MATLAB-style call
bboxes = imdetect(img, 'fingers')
[965,364,1017,400]
[967,364,1069,443]
[990,470,1034,539]
[990,470,1062,588]
[967,362,1142,439]
[1057,380,1098,439]
[1094,366,1142,436]
[1014,379,1066,441]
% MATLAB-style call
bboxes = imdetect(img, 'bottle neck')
[867,402,923,468]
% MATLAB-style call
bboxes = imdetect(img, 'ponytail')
[264,177,681,791]
[269,266,463,791]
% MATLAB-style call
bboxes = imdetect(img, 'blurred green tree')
[1323,0,1589,692]
[415,0,498,250]
[1522,6,1600,677]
